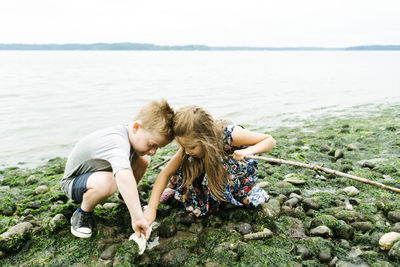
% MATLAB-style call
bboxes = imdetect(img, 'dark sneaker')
[70,210,93,238]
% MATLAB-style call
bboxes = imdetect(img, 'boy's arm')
[115,169,149,238]
[144,148,184,224]
[231,126,276,161]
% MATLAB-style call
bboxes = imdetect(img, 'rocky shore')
[1,103,400,266]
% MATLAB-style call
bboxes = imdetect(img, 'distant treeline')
[0,43,399,51]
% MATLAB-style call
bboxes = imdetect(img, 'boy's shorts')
[71,172,95,203]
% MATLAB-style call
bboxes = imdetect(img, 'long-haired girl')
[144,105,276,221]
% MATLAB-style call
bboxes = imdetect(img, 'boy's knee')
[88,172,117,196]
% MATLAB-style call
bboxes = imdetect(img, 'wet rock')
[208,215,223,228]
[48,214,67,232]
[256,181,269,188]
[99,225,121,238]
[29,201,41,209]
[284,197,300,207]
[158,218,177,238]
[161,248,190,265]
[351,221,372,232]
[102,203,118,210]
[318,248,332,263]
[283,177,306,185]
[388,241,400,260]
[334,210,365,223]
[289,192,302,201]
[235,222,252,235]
[391,222,400,233]
[349,198,361,206]
[276,194,287,203]
[100,244,117,260]
[310,225,332,237]
[258,199,280,218]
[320,145,331,152]
[379,232,400,250]
[342,186,359,196]
[243,228,272,241]
[213,242,235,254]
[188,223,203,234]
[34,185,49,195]
[388,210,400,223]
[357,158,388,169]
[303,198,320,210]
[176,212,196,225]
[0,222,33,252]
[346,144,358,151]
[334,149,344,159]
[113,240,140,265]
[288,217,307,239]
[1,205,15,216]
[335,222,354,240]
[25,175,38,184]
[295,245,311,259]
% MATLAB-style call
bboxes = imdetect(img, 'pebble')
[342,186,359,196]
[388,210,400,223]
[310,225,332,237]
[289,193,302,200]
[303,198,320,210]
[319,248,332,263]
[34,185,49,195]
[334,149,344,159]
[235,222,252,235]
[284,198,300,208]
[100,244,117,260]
[379,232,400,250]
[351,222,372,232]
[49,214,67,232]
[102,203,118,210]
[295,245,311,259]
[243,228,273,241]
[346,144,358,151]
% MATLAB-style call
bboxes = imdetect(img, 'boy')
[61,99,174,239]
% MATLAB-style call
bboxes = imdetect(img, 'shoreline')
[1,103,399,265]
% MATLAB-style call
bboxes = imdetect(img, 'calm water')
[0,51,399,168]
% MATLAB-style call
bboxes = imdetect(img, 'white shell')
[379,232,400,250]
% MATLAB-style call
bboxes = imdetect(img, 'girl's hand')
[232,149,250,161]
[143,207,157,226]
[132,217,150,240]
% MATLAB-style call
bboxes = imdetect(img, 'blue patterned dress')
[165,124,270,217]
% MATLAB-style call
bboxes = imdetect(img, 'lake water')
[0,51,399,168]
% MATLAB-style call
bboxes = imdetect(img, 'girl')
[144,105,276,222]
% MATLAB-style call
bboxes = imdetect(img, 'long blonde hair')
[173,105,228,201]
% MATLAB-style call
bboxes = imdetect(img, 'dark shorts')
[71,172,94,203]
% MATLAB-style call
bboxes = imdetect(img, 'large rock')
[258,199,280,218]
[310,225,332,237]
[388,210,400,223]
[34,185,49,195]
[342,186,359,196]
[48,214,67,232]
[303,198,320,210]
[243,228,273,241]
[388,241,400,260]
[0,222,33,252]
[379,232,400,250]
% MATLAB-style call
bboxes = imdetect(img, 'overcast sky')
[1,0,399,47]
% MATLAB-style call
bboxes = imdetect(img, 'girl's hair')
[173,105,229,201]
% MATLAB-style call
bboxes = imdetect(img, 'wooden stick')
[151,157,171,170]
[246,155,400,194]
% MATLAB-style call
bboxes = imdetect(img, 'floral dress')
[165,124,270,217]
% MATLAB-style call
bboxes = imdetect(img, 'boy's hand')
[143,207,157,226]
[132,217,150,240]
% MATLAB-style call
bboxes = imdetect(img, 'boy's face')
[131,123,170,156]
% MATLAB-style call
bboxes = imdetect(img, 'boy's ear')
[132,121,142,134]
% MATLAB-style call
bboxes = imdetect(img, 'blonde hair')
[174,105,228,201]
[134,99,175,141]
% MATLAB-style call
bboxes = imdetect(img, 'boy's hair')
[134,99,175,141]
[174,105,228,201]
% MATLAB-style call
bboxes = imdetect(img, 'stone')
[283,178,306,185]
[295,245,311,259]
[391,222,400,233]
[388,241,400,260]
[349,198,361,206]
[310,225,332,237]
[388,210,400,223]
[334,149,344,159]
[34,185,49,195]
[303,198,320,210]
[319,248,332,263]
[289,193,302,200]
[176,212,196,225]
[342,186,359,196]
[335,223,354,240]
[243,228,272,241]
[158,218,177,238]
[320,145,331,152]
[188,223,203,234]
[357,158,388,168]
[284,198,300,207]
[258,199,280,218]
[256,181,269,188]
[235,222,252,235]
[161,248,189,265]
[379,232,400,250]
[351,222,372,232]
[1,222,33,240]
[100,245,117,260]
[102,203,118,210]
[48,214,67,232]
[346,144,358,151]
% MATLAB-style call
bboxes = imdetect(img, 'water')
[0,51,399,168]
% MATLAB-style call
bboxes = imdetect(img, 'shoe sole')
[70,217,92,238]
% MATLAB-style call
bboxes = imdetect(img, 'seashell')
[378,232,400,250]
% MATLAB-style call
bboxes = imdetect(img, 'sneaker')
[70,209,93,238]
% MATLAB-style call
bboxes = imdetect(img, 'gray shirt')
[61,124,137,197]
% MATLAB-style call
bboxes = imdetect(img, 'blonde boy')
[61,100,174,239]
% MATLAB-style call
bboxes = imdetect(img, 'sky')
[1,0,399,47]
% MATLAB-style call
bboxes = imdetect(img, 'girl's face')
[176,136,205,158]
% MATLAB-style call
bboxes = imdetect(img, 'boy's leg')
[70,171,117,238]
[132,155,151,184]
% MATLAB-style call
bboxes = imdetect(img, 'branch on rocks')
[247,155,400,194]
